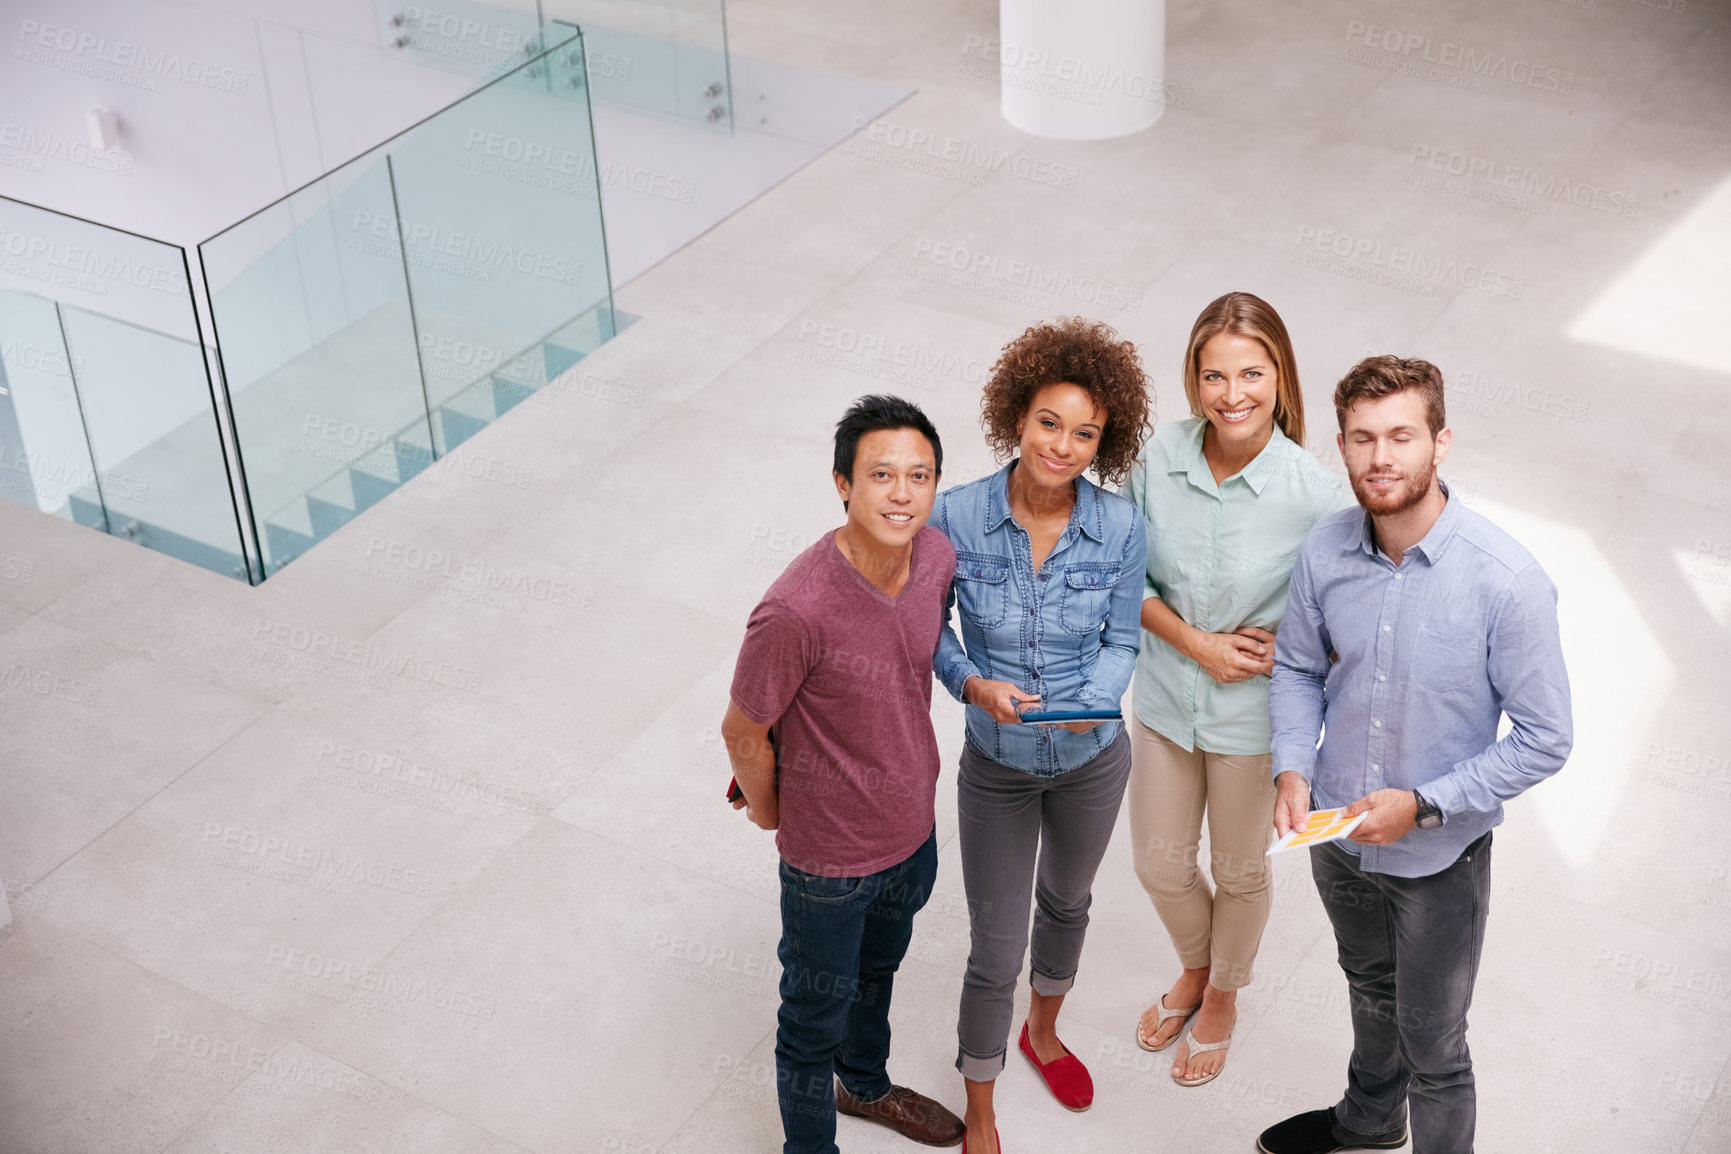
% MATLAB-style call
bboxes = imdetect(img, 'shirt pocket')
[1059,562,1120,635]
[953,553,1012,628]
[1230,546,1301,616]
[1409,623,1483,694]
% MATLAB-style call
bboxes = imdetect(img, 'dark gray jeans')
[955,728,1132,1080]
[1311,832,1493,1154]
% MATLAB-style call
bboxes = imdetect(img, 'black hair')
[833,394,943,510]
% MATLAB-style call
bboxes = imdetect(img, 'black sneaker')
[1256,1108,1407,1153]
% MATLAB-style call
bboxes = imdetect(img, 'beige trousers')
[1127,716,1275,992]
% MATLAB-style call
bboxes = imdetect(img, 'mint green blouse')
[1124,418,1350,754]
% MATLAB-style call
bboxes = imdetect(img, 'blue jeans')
[776,828,938,1154]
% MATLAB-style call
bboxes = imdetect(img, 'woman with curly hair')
[1123,292,1348,1088]
[929,316,1153,1153]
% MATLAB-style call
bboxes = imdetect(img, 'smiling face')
[1015,382,1105,492]
[833,426,939,550]
[1338,389,1451,515]
[1196,331,1279,453]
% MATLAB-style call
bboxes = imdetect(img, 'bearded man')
[1255,355,1574,1154]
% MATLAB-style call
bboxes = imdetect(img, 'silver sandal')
[1171,1030,1231,1087]
[1135,995,1200,1052]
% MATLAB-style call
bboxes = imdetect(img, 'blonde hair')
[1181,292,1306,447]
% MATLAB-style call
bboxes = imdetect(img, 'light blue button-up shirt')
[1268,483,1574,877]
[932,461,1146,776]
[1125,418,1349,755]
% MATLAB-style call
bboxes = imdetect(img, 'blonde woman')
[1124,292,1348,1087]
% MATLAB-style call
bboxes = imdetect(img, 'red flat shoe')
[1017,1021,1093,1111]
[962,1124,1000,1153]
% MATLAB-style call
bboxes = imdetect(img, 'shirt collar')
[1341,479,1462,562]
[1169,417,1290,496]
[986,459,1106,542]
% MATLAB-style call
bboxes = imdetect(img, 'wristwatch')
[1413,789,1444,830]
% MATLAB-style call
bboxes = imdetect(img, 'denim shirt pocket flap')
[1059,563,1119,633]
[954,553,1012,627]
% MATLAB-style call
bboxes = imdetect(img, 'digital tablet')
[1017,709,1124,723]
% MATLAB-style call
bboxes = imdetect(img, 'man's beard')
[1349,458,1436,515]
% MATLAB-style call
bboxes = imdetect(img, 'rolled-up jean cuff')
[1030,970,1075,998]
[957,1049,1005,1082]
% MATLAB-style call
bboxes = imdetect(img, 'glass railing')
[199,21,615,576]
[547,0,733,127]
[375,0,732,129]
[0,197,251,581]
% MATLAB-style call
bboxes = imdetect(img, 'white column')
[998,0,1166,141]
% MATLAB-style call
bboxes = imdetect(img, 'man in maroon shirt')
[722,395,965,1153]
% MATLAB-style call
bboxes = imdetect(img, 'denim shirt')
[1269,483,1574,878]
[932,461,1146,776]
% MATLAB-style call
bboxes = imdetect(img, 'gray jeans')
[955,728,1132,1080]
[1312,832,1493,1154]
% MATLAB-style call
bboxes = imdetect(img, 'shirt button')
[1373,720,1382,728]
[1394,573,1403,581]
[1377,674,1386,682]
[1372,763,1380,771]
[1039,574,1049,581]
[1028,640,1035,647]
[1383,625,1391,633]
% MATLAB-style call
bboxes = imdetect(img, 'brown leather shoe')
[835,1082,965,1147]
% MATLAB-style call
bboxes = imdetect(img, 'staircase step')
[393,435,434,480]
[436,406,488,453]
[263,519,316,571]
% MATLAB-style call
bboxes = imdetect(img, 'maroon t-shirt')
[730,526,955,877]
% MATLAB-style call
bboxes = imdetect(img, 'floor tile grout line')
[21,695,269,894]
[657,1020,780,1151]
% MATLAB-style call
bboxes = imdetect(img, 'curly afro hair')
[980,316,1153,487]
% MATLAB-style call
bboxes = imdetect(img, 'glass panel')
[199,22,614,574]
[0,290,98,522]
[387,23,615,450]
[546,0,733,127]
[199,161,429,574]
[58,306,250,580]
[0,195,250,581]
[372,0,546,78]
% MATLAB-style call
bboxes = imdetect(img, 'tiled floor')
[3,0,1730,1151]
